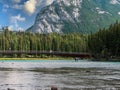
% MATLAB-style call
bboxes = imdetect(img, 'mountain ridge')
[28,0,120,33]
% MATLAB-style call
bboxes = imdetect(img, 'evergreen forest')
[0,29,88,57]
[0,21,120,60]
[88,21,120,60]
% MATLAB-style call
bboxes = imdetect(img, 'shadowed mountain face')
[29,0,120,33]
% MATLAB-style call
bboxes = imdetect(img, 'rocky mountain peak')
[29,0,120,33]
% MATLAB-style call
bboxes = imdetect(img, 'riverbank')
[0,57,74,60]
[91,57,120,62]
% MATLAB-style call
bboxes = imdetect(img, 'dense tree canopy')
[0,28,87,57]
[0,20,120,59]
[88,21,120,59]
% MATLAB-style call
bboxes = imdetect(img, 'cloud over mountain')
[24,0,55,14]
[24,0,37,14]
[36,0,55,6]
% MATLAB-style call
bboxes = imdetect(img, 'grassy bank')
[0,57,74,60]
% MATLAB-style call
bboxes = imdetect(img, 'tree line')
[0,28,88,57]
[88,21,120,59]
[0,20,120,59]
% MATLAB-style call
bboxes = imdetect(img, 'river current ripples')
[0,60,120,90]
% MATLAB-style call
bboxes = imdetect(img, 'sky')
[0,0,54,31]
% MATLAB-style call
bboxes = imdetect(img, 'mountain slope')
[29,0,120,33]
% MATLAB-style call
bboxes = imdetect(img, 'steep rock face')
[29,0,120,33]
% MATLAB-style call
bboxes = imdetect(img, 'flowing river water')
[0,60,120,90]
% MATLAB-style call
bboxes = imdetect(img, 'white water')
[0,60,120,90]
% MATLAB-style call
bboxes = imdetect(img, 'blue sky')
[0,0,54,31]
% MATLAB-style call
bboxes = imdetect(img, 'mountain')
[28,0,120,33]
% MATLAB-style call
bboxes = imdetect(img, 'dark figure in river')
[75,57,80,61]
[7,88,15,90]
[51,86,58,90]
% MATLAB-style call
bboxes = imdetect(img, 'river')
[0,60,120,90]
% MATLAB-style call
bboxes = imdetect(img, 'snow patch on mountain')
[110,0,120,4]
[28,0,120,34]
[118,12,120,15]
[56,0,82,7]
[96,7,109,14]
[30,0,83,33]
[73,8,79,18]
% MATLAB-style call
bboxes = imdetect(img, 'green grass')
[0,57,74,60]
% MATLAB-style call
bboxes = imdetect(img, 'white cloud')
[8,25,23,31]
[10,14,25,30]
[2,0,22,10]
[35,0,55,10]
[3,4,9,8]
[12,4,23,9]
[23,0,55,14]
[36,0,55,6]
[2,4,9,12]
[8,25,14,30]
[12,0,21,3]
[18,27,24,31]
[24,0,37,14]
[11,14,25,22]
[45,0,55,5]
